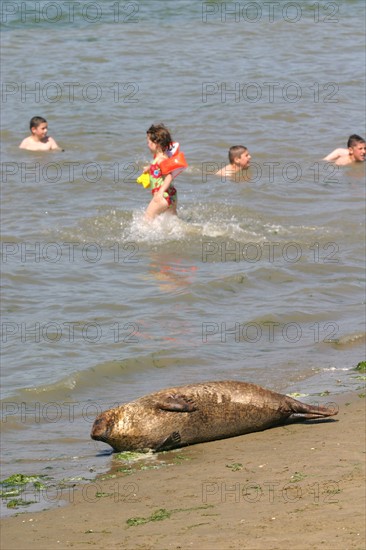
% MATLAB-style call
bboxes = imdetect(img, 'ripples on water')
[1,1,365,514]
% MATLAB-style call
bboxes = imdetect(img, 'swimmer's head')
[146,124,173,153]
[29,116,49,140]
[228,145,248,163]
[30,116,47,130]
[228,145,251,169]
[347,134,366,162]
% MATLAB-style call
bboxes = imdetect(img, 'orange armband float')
[160,142,188,178]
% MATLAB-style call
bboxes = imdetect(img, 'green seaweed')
[172,453,191,463]
[33,481,47,490]
[7,498,36,509]
[126,505,213,527]
[99,474,117,480]
[1,473,50,505]
[289,471,307,483]
[185,522,211,530]
[354,361,366,372]
[226,462,243,471]
[1,474,45,486]
[114,451,146,462]
[0,488,22,498]
[116,467,133,474]
[127,508,172,526]
[1,472,91,509]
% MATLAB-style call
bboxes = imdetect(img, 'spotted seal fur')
[91,380,337,452]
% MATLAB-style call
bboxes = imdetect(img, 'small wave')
[0,353,196,405]
[129,211,193,243]
[331,332,366,347]
[0,358,145,404]
[52,200,338,252]
[322,367,352,372]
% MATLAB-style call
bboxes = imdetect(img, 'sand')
[1,392,365,550]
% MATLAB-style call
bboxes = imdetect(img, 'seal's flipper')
[156,394,197,412]
[285,396,338,419]
[155,431,181,451]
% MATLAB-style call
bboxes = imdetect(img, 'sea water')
[1,0,365,515]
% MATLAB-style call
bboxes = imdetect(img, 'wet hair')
[228,145,247,163]
[146,123,173,152]
[30,116,47,130]
[347,134,365,148]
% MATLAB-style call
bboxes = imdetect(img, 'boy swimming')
[19,116,62,151]
[215,145,251,177]
[323,134,365,165]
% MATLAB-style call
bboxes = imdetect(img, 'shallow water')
[1,0,365,516]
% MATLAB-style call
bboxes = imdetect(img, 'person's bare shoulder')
[48,136,61,150]
[19,136,61,151]
[323,148,348,162]
[215,168,225,176]
[19,137,32,149]
[215,164,235,177]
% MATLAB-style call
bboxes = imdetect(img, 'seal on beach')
[91,380,338,452]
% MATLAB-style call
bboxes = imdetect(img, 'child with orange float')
[136,124,187,220]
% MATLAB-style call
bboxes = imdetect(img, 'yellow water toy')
[136,172,151,188]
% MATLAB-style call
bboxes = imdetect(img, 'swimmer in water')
[19,116,62,151]
[323,134,365,166]
[215,145,251,178]
[140,123,187,220]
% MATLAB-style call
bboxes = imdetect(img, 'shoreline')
[1,391,365,550]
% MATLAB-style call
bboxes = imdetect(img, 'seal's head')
[91,413,112,444]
